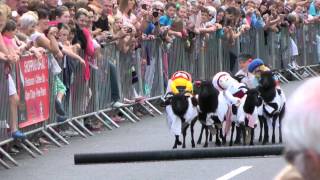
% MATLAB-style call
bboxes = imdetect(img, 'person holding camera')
[140,1,164,38]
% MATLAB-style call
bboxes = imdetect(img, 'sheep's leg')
[241,124,246,146]
[262,117,269,145]
[209,132,213,142]
[271,115,277,144]
[220,128,226,145]
[190,119,197,148]
[258,115,264,142]
[279,106,285,143]
[220,128,227,145]
[197,124,205,144]
[229,122,235,146]
[203,126,209,148]
[182,124,189,148]
[173,135,181,149]
[215,125,221,146]
[250,127,255,146]
[234,126,241,145]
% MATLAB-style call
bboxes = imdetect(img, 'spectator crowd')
[1,0,320,146]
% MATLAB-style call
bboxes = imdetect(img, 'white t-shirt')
[189,11,202,29]
[235,69,256,89]
[122,13,137,27]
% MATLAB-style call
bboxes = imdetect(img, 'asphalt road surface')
[0,80,304,180]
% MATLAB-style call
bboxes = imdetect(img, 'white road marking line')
[216,166,253,180]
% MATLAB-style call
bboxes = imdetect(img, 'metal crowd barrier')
[1,24,320,169]
[166,26,320,83]
[0,62,9,142]
[0,44,163,169]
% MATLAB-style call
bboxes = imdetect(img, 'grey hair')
[283,77,320,154]
[152,1,165,9]
[19,11,39,30]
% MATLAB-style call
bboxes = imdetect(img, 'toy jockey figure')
[163,71,198,148]
[212,72,247,104]
[165,70,193,95]
[248,58,286,128]
[247,58,281,89]
[212,72,248,136]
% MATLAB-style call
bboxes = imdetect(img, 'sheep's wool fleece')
[204,92,229,126]
[259,88,286,116]
[236,95,259,127]
[166,98,198,135]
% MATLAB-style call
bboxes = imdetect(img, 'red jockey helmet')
[171,71,192,82]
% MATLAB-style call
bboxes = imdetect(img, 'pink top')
[2,35,14,49]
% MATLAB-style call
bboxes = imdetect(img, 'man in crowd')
[276,78,320,180]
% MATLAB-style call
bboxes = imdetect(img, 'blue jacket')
[250,12,265,29]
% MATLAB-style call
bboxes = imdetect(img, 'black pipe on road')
[74,145,284,165]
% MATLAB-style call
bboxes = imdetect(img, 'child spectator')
[244,0,265,29]
[0,4,26,139]
[160,2,182,38]
[234,54,256,88]
[55,6,71,25]
[196,6,222,35]
[171,5,188,37]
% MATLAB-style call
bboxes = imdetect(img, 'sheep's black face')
[234,74,245,83]
[198,80,219,112]
[171,94,189,119]
[244,89,261,114]
[199,80,216,95]
[246,89,260,106]
[259,71,276,89]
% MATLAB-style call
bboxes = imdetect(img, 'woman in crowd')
[0,4,25,139]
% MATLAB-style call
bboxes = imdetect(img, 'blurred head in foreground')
[279,78,320,180]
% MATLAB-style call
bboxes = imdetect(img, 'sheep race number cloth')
[166,98,198,135]
[17,54,50,128]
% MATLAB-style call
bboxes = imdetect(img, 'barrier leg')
[24,139,44,155]
[41,129,62,147]
[145,100,162,115]
[293,69,305,80]
[73,119,94,136]
[303,68,315,77]
[275,72,290,83]
[19,142,36,158]
[301,67,314,76]
[67,121,87,138]
[47,126,70,145]
[0,158,10,169]
[0,147,18,166]
[119,108,136,123]
[286,69,302,80]
[99,112,120,128]
[124,107,141,121]
[306,66,319,76]
[138,103,155,117]
[94,114,113,130]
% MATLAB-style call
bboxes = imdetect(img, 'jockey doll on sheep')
[248,59,286,144]
[212,72,248,136]
[163,71,198,149]
[248,58,281,89]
